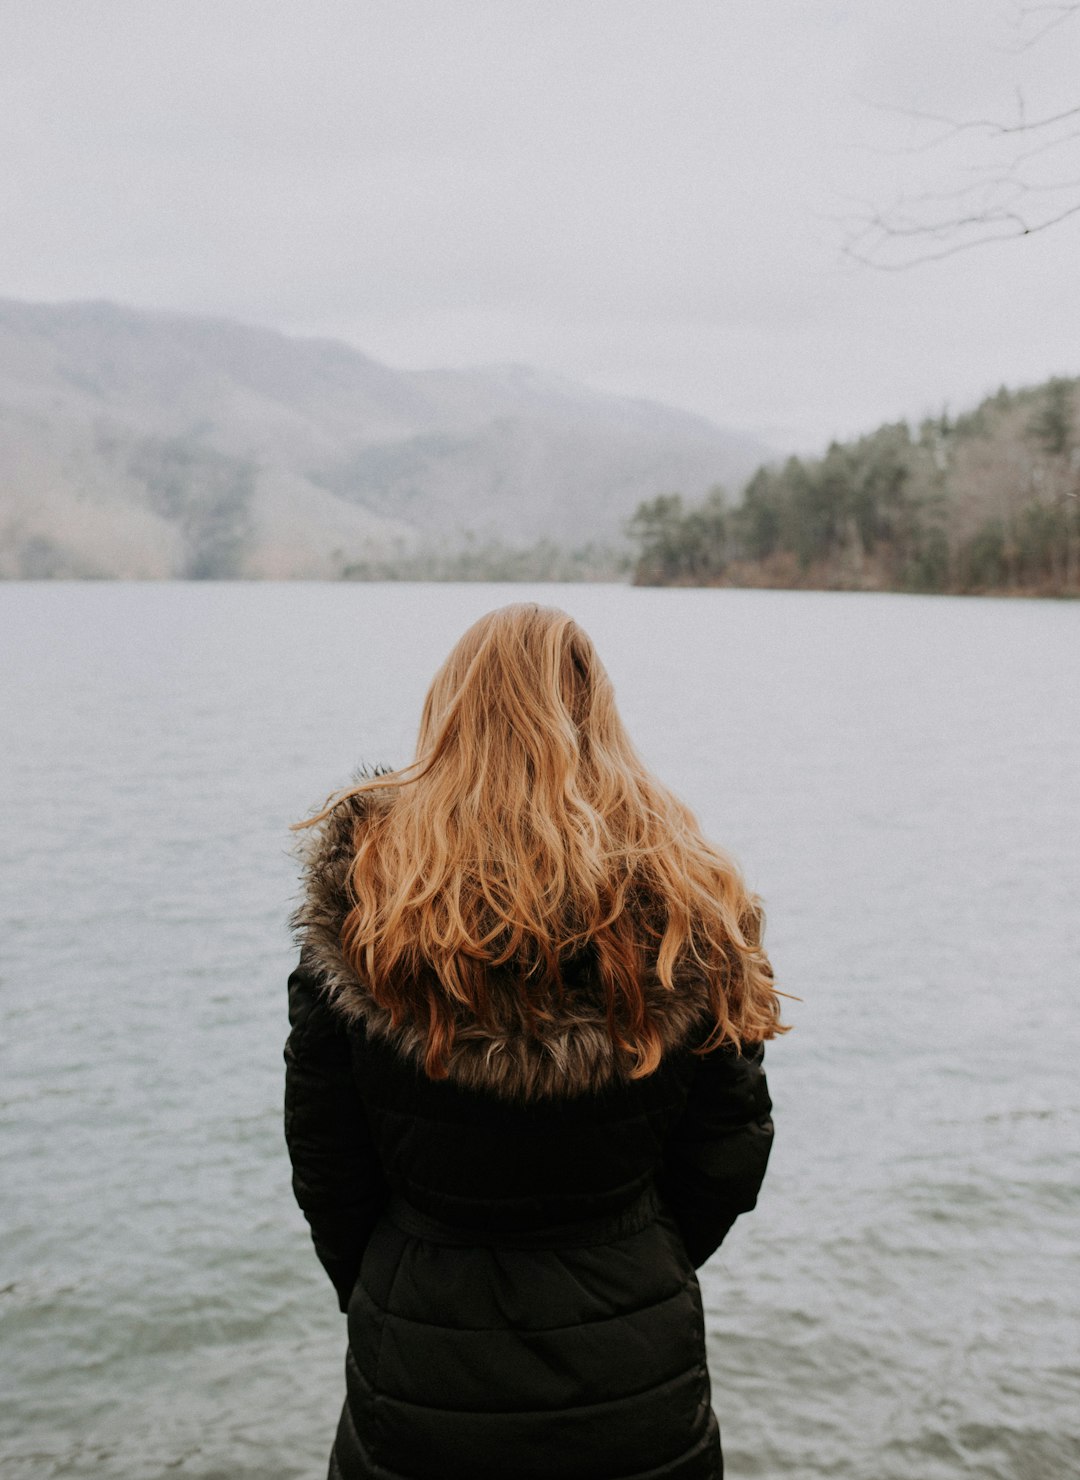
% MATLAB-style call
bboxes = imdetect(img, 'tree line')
[629,377,1080,596]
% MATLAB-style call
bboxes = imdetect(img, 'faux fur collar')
[291,786,713,1101]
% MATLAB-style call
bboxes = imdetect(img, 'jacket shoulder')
[290,776,716,1103]
[290,779,393,1006]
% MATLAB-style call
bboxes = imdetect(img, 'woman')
[286,603,784,1480]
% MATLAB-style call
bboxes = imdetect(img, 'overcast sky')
[3,0,1078,450]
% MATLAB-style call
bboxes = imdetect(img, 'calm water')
[1,582,1077,1480]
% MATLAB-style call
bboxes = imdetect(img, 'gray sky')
[3,0,1078,450]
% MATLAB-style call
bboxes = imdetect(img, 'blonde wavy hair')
[299,603,785,1078]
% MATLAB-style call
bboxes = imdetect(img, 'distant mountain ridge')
[0,299,767,578]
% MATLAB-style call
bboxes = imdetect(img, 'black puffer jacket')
[286,794,775,1480]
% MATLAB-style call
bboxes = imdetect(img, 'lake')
[1,581,1077,1479]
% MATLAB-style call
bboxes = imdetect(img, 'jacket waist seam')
[384,1185,661,1249]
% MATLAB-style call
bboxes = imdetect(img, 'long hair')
[299,603,786,1078]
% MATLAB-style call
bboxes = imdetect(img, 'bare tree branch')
[843,3,1080,267]
[1005,2,1080,51]
[841,200,1080,271]
[857,96,1080,145]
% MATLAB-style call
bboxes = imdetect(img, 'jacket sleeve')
[657,1040,775,1269]
[284,953,389,1311]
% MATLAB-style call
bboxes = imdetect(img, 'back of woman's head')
[318,604,783,1078]
[414,603,636,841]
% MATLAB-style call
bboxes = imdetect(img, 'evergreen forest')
[628,377,1080,596]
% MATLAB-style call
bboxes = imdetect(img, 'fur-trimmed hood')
[291,787,715,1101]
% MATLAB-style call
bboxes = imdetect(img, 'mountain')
[0,299,767,579]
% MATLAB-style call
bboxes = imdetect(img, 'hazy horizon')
[3,2,1078,451]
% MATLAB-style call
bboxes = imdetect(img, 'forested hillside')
[0,299,765,579]
[629,378,1080,596]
